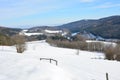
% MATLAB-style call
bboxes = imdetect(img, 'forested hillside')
[58,16,120,39]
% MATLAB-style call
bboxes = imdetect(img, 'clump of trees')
[25,35,47,41]
[12,35,26,53]
[104,44,120,61]
[37,35,47,40]
[87,42,103,52]
[0,34,26,53]
[47,35,88,50]
[104,46,116,60]
[0,34,14,46]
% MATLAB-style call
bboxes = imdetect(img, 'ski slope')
[0,40,120,80]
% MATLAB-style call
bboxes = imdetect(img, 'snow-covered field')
[0,40,120,80]
[44,29,62,34]
[86,40,117,47]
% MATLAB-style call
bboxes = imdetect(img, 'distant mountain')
[0,26,22,36]
[58,20,98,32]
[86,16,120,39]
[58,15,120,39]
[1,15,120,39]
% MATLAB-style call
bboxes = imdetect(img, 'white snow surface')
[19,30,43,36]
[23,33,43,36]
[45,29,62,34]
[0,40,120,80]
[86,40,117,47]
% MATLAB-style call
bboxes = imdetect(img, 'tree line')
[0,34,26,53]
[47,34,120,61]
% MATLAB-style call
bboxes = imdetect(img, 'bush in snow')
[104,46,116,60]
[12,35,26,53]
[104,44,120,61]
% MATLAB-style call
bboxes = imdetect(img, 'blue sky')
[0,0,120,28]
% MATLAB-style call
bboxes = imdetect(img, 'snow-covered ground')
[19,30,43,36]
[23,33,43,36]
[44,29,62,34]
[0,40,120,80]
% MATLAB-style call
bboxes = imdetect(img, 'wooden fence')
[40,58,58,66]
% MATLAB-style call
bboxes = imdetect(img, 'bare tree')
[114,44,120,61]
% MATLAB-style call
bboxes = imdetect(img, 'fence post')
[40,58,58,66]
[50,59,52,63]
[56,61,58,65]
[106,73,109,80]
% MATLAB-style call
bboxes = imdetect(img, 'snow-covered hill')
[0,41,120,80]
[71,31,105,40]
